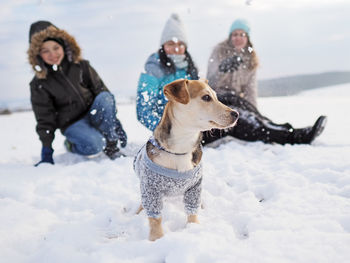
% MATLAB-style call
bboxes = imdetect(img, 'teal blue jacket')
[136,53,192,131]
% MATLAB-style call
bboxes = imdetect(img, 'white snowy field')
[0,84,350,263]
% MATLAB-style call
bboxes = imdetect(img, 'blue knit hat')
[229,19,250,36]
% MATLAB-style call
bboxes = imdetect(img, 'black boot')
[103,140,123,160]
[291,116,327,144]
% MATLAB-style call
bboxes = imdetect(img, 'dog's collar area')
[149,136,188,156]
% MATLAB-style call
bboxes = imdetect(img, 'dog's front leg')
[187,214,199,223]
[148,217,164,241]
[184,178,202,225]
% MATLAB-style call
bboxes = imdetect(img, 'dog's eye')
[202,95,212,102]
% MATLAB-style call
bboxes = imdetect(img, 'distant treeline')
[258,71,350,97]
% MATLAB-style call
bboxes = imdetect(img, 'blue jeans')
[63,91,119,155]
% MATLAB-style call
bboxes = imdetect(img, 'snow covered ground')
[0,84,350,263]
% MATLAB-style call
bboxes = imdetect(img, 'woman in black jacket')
[28,21,127,165]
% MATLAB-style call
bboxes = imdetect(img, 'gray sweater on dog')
[134,143,203,218]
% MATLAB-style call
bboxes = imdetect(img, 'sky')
[1,83,350,262]
[0,0,349,101]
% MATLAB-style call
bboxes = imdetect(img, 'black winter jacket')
[30,59,109,147]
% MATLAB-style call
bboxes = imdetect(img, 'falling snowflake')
[90,109,97,115]
[141,91,149,102]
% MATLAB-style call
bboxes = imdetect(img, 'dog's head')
[163,79,239,131]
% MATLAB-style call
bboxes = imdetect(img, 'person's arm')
[82,60,127,147]
[30,80,56,166]
[136,54,169,131]
[207,44,242,89]
[136,73,166,131]
[81,60,109,96]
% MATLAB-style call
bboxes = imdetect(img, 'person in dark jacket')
[202,18,327,145]
[28,21,127,165]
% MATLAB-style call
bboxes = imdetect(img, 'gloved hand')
[218,55,243,73]
[115,119,127,148]
[34,146,54,167]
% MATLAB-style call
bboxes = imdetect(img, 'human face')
[163,40,186,55]
[39,40,64,65]
[230,29,248,51]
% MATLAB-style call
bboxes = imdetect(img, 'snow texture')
[0,84,350,263]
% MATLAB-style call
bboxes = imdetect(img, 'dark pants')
[202,94,294,145]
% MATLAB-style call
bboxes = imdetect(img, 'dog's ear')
[163,79,190,104]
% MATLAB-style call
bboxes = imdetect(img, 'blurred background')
[1,0,349,109]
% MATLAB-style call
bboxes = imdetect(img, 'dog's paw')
[148,217,164,241]
[187,214,199,224]
[149,231,164,241]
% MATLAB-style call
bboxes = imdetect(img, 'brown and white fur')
[137,79,239,241]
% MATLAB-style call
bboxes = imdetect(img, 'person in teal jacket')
[136,13,199,130]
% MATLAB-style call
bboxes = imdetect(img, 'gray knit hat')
[160,13,188,46]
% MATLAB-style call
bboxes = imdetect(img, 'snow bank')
[0,84,349,263]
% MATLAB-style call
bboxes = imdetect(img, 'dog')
[134,79,239,241]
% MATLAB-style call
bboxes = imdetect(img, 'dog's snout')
[231,110,239,121]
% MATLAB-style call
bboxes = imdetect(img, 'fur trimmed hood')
[27,24,82,79]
